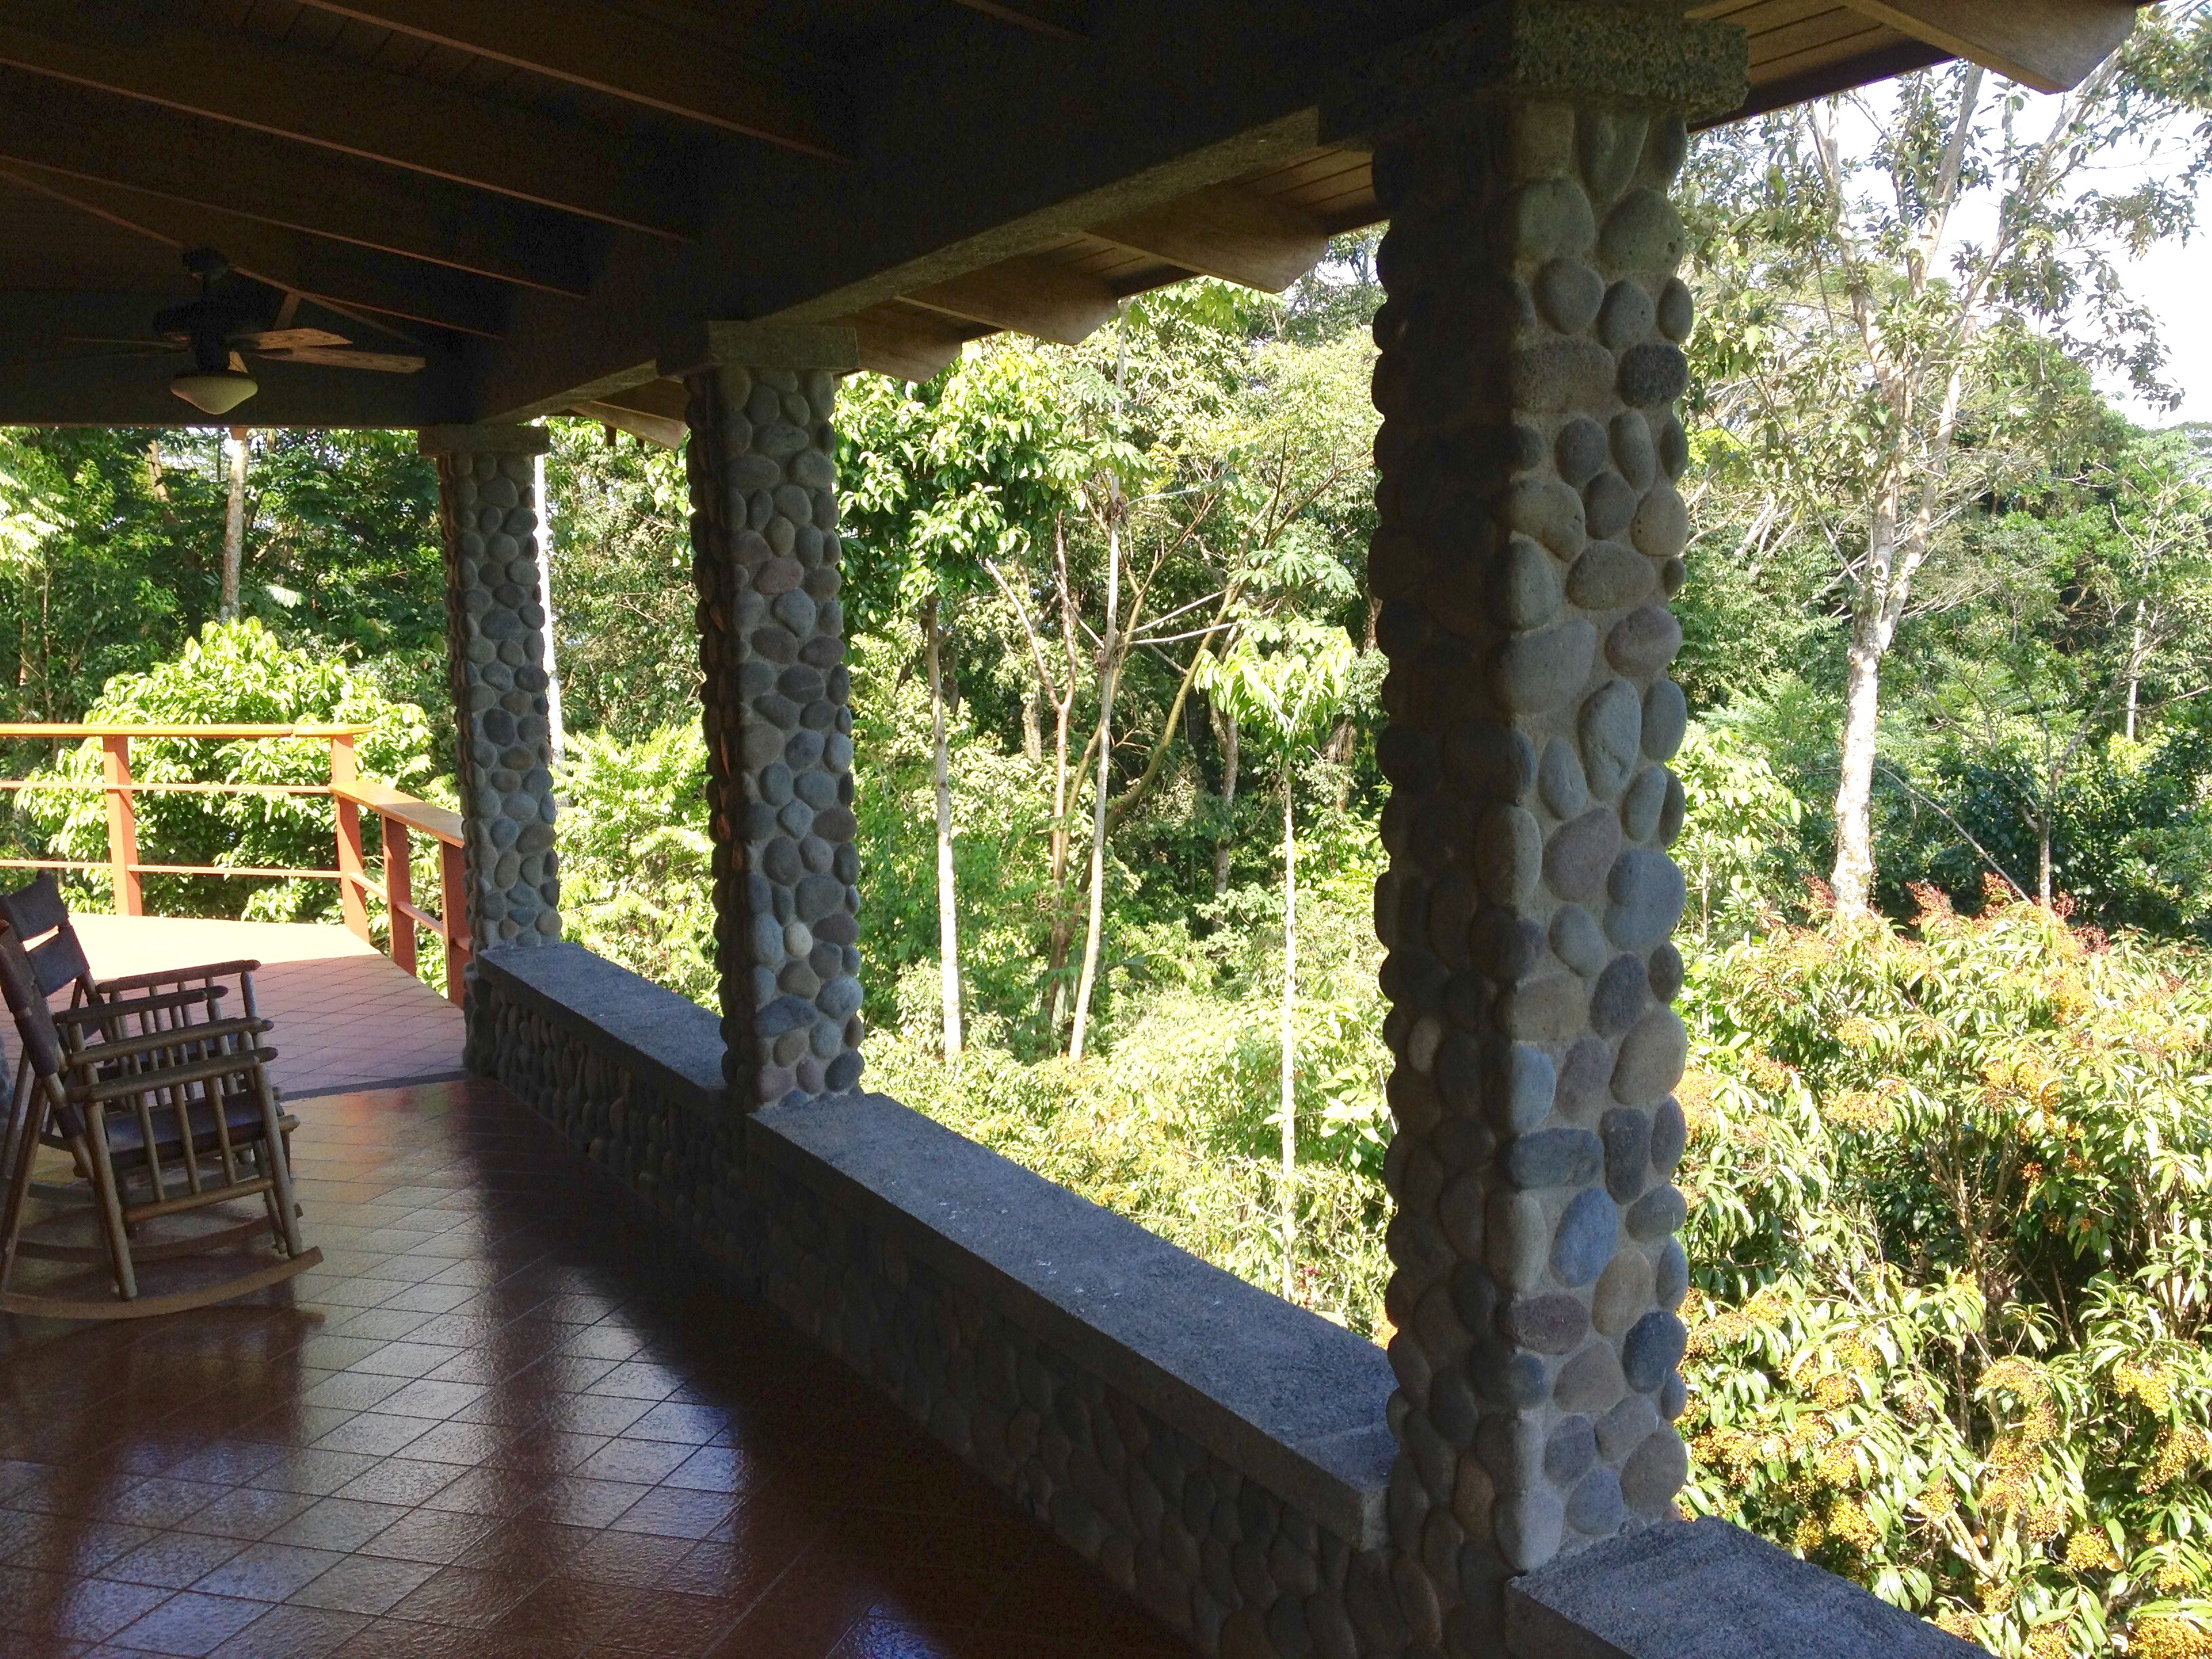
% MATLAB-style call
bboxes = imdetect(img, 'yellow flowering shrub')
[1680,894,2212,1656]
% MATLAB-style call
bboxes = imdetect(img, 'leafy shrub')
[554,723,716,1006]
[1679,887,2212,1656]
[12,619,434,922]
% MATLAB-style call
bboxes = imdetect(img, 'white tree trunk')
[1212,704,1240,897]
[1278,771,1298,1300]
[1068,512,1120,1063]
[926,596,962,1061]
[533,449,566,762]
[1831,626,1884,917]
[219,427,247,621]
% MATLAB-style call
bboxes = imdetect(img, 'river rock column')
[680,328,864,1111]
[421,424,562,984]
[1338,6,1746,1649]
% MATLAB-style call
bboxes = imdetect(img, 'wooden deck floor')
[64,916,466,1100]
[0,1077,1189,1658]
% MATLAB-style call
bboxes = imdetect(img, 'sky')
[2106,225,2212,426]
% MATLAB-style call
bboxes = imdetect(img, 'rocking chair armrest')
[94,960,262,996]
[66,1014,272,1068]
[75,1042,277,1104]
[54,985,228,1027]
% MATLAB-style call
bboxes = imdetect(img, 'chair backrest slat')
[0,924,63,1083]
[0,875,98,1002]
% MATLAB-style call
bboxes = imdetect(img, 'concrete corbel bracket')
[1320,0,1751,144]
[657,319,862,380]
[417,423,553,457]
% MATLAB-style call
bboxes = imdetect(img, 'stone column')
[676,323,865,1111]
[421,424,563,983]
[1333,4,1745,1650]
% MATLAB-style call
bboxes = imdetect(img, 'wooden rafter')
[904,255,1121,346]
[0,70,594,297]
[1089,185,1331,293]
[288,0,839,158]
[0,5,693,240]
[0,164,510,338]
[1836,0,2141,93]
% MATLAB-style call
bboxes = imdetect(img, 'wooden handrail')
[331,780,464,848]
[0,722,472,1005]
[0,724,375,739]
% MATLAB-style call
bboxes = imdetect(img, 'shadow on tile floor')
[0,1079,1193,1658]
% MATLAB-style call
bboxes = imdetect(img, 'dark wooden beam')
[0,4,693,240]
[0,342,465,427]
[904,255,1121,346]
[1089,185,1330,293]
[949,1,1087,41]
[0,68,597,296]
[290,0,838,158]
[0,164,512,338]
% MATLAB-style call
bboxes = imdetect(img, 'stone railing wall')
[467,943,748,1273]
[468,939,1982,1659]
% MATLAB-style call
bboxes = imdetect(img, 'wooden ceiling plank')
[904,255,1120,346]
[1836,0,2140,93]
[0,163,510,337]
[0,68,594,296]
[1088,184,1329,293]
[288,0,839,157]
[0,5,692,239]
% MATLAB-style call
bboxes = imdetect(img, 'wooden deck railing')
[0,724,471,1004]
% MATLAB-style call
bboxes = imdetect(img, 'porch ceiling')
[0,0,2147,428]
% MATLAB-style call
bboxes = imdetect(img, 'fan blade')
[62,335,184,350]
[255,347,424,373]
[227,350,249,373]
[234,327,352,351]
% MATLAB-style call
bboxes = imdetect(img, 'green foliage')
[554,723,717,1006]
[11,619,433,921]
[543,420,699,741]
[1680,895,2212,1656]
[1673,719,1809,941]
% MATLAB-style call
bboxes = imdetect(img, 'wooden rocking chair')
[0,912,321,1319]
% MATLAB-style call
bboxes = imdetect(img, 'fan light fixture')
[169,367,259,415]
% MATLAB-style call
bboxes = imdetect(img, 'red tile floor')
[0,1077,1193,1658]
[66,917,466,1100]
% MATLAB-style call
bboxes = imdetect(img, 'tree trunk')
[925,596,962,1061]
[2125,611,2145,741]
[1212,704,1240,897]
[1831,620,1884,917]
[1277,769,1298,1301]
[1042,689,1073,1032]
[2038,812,2053,906]
[1021,689,1042,762]
[1067,508,1120,1063]
[533,449,567,762]
[219,427,247,621]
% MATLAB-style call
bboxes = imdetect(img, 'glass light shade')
[169,367,258,415]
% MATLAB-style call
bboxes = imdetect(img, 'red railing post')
[99,733,142,916]
[438,839,470,1004]
[329,733,371,943]
[382,816,417,975]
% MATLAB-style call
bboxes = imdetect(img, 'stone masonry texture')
[427,430,562,1012]
[684,364,865,1108]
[1360,62,1718,1659]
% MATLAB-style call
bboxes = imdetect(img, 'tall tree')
[1687,11,2212,914]
[1198,617,1352,1296]
[220,426,249,621]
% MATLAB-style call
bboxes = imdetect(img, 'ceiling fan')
[64,248,425,415]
